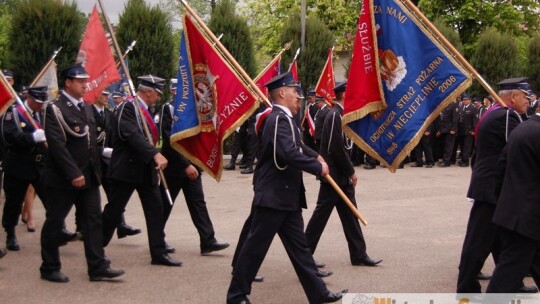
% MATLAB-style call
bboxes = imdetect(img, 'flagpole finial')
[283,41,293,51]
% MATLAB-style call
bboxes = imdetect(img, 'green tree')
[208,0,256,77]
[418,0,540,53]
[470,28,520,96]
[241,0,361,55]
[528,33,540,92]
[7,0,84,89]
[279,14,334,90]
[433,18,463,54]
[116,0,175,82]
[0,3,12,67]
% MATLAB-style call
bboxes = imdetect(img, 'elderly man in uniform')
[40,64,124,282]
[485,101,540,293]
[227,71,346,304]
[457,77,535,293]
[91,90,140,239]
[305,81,382,268]
[159,78,229,255]
[102,75,181,267]
[1,86,48,251]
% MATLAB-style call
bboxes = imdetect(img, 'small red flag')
[290,60,299,82]
[254,55,281,97]
[77,6,120,103]
[315,47,336,105]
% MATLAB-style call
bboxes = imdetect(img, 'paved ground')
[0,163,535,303]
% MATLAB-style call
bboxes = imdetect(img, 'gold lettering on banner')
[386,6,408,24]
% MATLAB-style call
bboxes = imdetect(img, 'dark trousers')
[229,125,248,163]
[2,174,47,231]
[102,180,166,258]
[486,227,540,293]
[457,201,501,293]
[161,174,217,248]
[413,135,434,165]
[231,206,254,269]
[458,134,474,164]
[441,133,456,164]
[227,207,329,304]
[40,186,109,276]
[305,182,367,263]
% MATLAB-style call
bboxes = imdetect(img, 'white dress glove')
[32,129,46,143]
[102,147,113,158]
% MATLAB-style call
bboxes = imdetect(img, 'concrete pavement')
[0,164,532,303]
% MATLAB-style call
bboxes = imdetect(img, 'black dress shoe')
[322,289,348,303]
[315,261,326,268]
[227,298,251,304]
[239,163,249,169]
[253,275,264,282]
[0,247,7,258]
[363,164,376,170]
[235,160,245,166]
[223,162,235,170]
[426,163,434,168]
[476,271,491,280]
[6,236,20,251]
[89,268,125,281]
[411,163,423,167]
[41,270,69,283]
[316,270,333,278]
[201,241,230,254]
[117,224,142,239]
[165,243,176,253]
[518,285,539,293]
[240,167,253,174]
[352,256,382,266]
[151,254,182,267]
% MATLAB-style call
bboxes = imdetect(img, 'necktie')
[33,112,40,124]
[100,110,104,118]
[78,103,84,111]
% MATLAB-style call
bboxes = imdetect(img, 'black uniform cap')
[3,69,14,79]
[265,71,300,91]
[497,77,531,95]
[138,75,165,94]
[27,86,48,103]
[333,81,347,94]
[62,64,90,79]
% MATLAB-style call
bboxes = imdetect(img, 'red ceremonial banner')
[170,15,259,181]
[77,6,120,103]
[315,48,336,104]
[343,0,386,120]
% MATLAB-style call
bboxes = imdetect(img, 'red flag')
[0,71,15,116]
[170,15,260,181]
[77,6,120,103]
[254,55,281,97]
[290,60,299,82]
[315,48,336,104]
[343,0,385,120]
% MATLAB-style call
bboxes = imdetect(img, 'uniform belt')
[35,154,44,162]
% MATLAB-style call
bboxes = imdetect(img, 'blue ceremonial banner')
[171,31,200,138]
[343,0,472,172]
[107,60,130,107]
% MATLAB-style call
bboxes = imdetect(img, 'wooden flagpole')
[97,0,174,206]
[400,0,507,108]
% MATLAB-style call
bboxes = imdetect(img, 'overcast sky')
[76,0,164,23]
